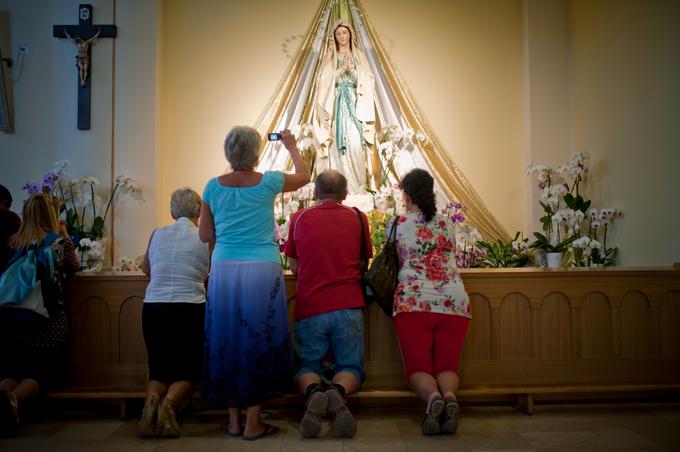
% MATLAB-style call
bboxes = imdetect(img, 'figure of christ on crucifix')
[64,28,101,87]
[53,4,117,129]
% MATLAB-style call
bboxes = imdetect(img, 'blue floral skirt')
[203,260,291,408]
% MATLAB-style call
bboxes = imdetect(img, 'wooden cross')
[53,4,117,130]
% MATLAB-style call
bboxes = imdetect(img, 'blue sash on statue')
[335,81,366,156]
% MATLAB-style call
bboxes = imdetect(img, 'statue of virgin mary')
[313,20,376,194]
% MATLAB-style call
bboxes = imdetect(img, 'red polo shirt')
[285,201,373,320]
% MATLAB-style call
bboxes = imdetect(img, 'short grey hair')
[315,170,348,200]
[224,126,261,171]
[170,187,201,219]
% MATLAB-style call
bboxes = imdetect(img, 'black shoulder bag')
[363,217,399,317]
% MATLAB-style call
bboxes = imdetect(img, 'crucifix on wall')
[53,4,116,130]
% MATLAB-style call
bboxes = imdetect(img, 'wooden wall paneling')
[62,269,680,397]
[531,301,541,360]
[490,298,502,360]
[118,296,146,364]
[461,294,492,360]
[540,292,572,359]
[570,296,582,358]
[367,303,401,363]
[620,291,650,357]
[611,295,621,357]
[660,290,680,357]
[579,292,612,358]
[499,293,532,360]
[649,294,661,356]
[71,296,115,365]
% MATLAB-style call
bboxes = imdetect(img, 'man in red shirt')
[285,170,372,439]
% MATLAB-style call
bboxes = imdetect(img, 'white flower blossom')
[387,125,403,143]
[81,176,99,186]
[275,220,290,243]
[283,200,300,216]
[114,256,140,271]
[571,235,591,249]
[550,184,567,197]
[83,191,102,207]
[53,160,71,176]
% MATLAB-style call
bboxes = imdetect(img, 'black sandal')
[242,423,279,441]
[220,422,243,437]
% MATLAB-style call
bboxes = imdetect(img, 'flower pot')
[77,238,107,271]
[535,252,547,268]
[546,252,563,268]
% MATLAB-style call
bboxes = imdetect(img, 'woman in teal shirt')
[199,126,308,441]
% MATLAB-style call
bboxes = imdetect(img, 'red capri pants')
[394,312,470,378]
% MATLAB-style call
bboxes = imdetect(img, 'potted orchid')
[526,151,622,267]
[476,232,531,268]
[570,208,621,266]
[22,160,142,270]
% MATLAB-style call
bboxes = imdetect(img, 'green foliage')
[475,232,530,268]
[590,246,618,266]
[529,232,576,253]
[564,193,591,214]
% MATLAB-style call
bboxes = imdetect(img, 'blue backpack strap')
[3,232,61,277]
[37,233,60,278]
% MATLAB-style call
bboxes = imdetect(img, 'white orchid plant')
[526,151,621,266]
[23,160,142,268]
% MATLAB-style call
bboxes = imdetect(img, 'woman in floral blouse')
[390,169,471,436]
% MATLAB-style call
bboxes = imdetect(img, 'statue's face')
[334,26,351,48]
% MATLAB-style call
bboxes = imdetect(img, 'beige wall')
[570,0,680,265]
[522,0,573,234]
[1,0,678,266]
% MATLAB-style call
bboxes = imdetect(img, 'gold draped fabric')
[254,0,510,242]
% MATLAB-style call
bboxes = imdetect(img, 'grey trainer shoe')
[326,387,357,438]
[300,390,328,438]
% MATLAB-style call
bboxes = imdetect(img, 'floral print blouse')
[390,212,471,319]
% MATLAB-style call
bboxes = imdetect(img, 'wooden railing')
[61,268,680,413]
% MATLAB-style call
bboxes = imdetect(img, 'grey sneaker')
[441,400,459,434]
[300,390,328,438]
[326,387,357,438]
[422,398,444,435]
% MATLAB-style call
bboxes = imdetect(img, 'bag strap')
[8,232,61,266]
[353,207,367,272]
[387,216,399,243]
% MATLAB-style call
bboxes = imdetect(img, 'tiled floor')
[1,401,679,451]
